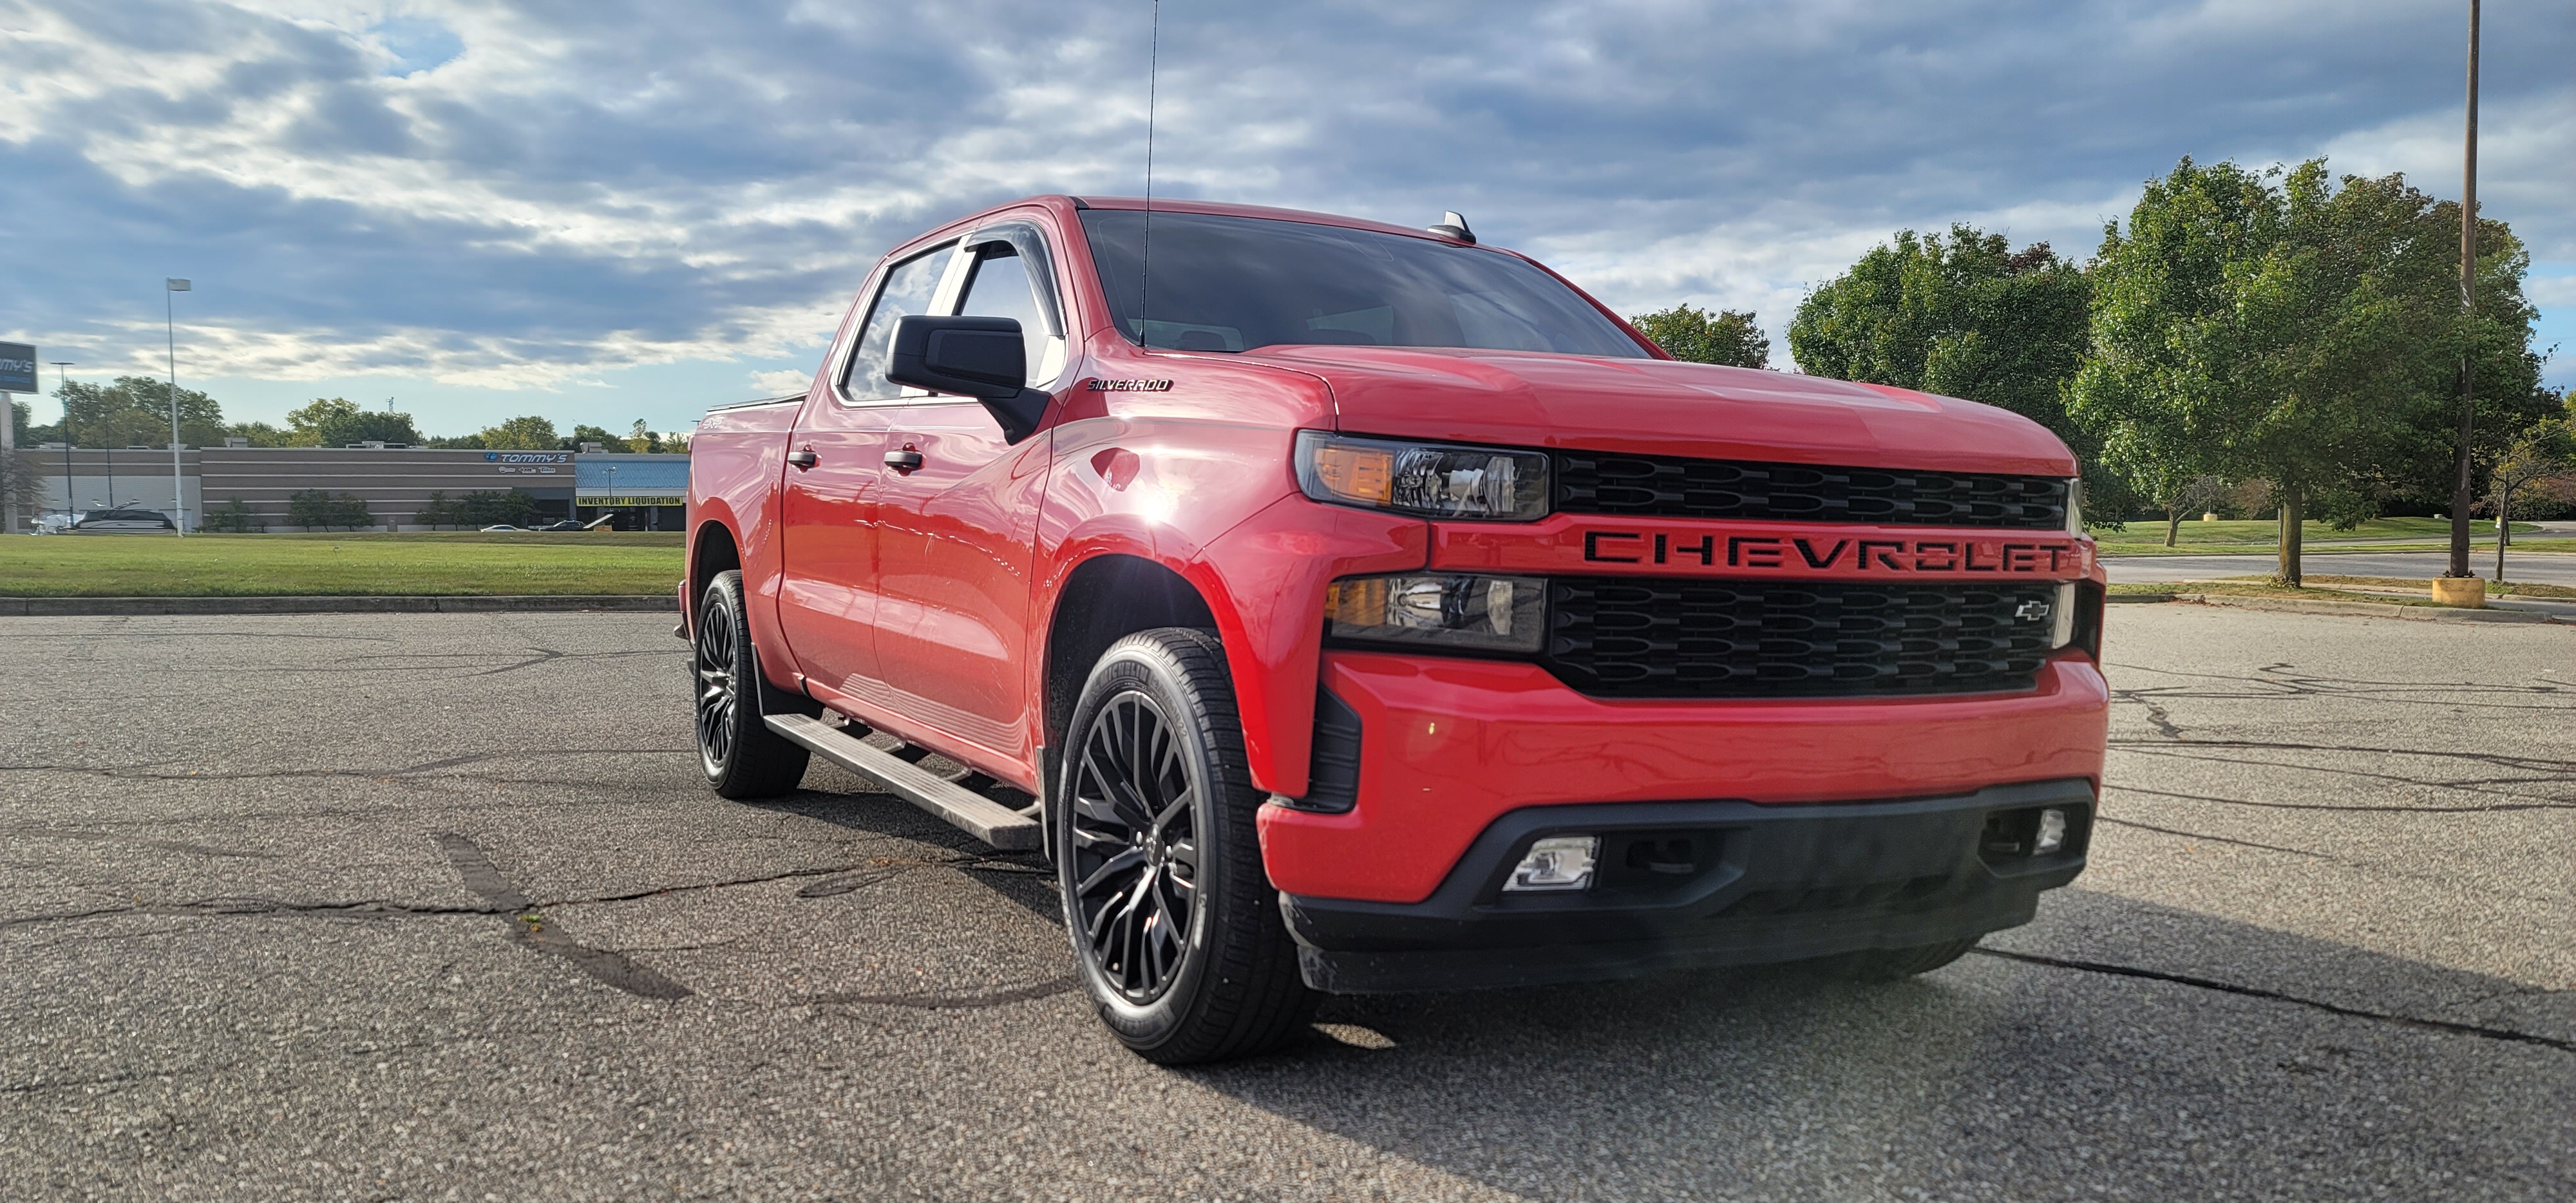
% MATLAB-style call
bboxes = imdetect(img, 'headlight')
[2065,478,2084,535]
[1325,573,1545,654]
[1295,430,1549,521]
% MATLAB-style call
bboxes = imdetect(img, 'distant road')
[2104,550,2576,585]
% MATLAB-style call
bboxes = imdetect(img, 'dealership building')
[14,444,688,531]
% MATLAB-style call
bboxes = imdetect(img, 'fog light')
[1504,835,1598,892]
[2034,808,2068,855]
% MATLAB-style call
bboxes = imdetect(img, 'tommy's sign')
[1581,531,2079,574]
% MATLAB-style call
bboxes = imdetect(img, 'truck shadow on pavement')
[1177,893,2572,1197]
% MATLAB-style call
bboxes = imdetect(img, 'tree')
[1786,225,2112,512]
[285,489,374,529]
[200,497,260,533]
[564,423,626,451]
[478,415,560,450]
[285,397,425,447]
[2485,415,2573,582]
[53,376,227,448]
[1629,305,1770,368]
[2068,157,2539,585]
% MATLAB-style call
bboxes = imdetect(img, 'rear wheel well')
[691,520,743,613]
[1045,555,1220,757]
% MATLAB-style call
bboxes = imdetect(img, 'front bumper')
[1282,779,2094,993]
[1256,649,2109,904]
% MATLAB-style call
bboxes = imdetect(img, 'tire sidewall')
[1057,639,1237,1051]
[696,571,759,787]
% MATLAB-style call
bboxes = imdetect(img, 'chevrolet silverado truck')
[683,196,2108,1064]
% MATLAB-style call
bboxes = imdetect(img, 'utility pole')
[52,363,72,516]
[167,278,191,536]
[2445,0,2479,581]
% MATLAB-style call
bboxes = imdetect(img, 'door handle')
[786,449,819,471]
[883,449,924,474]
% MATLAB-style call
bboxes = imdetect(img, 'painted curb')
[0,594,678,616]
[2166,592,2559,624]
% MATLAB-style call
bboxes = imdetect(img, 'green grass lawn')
[2090,516,2539,556]
[1,531,685,596]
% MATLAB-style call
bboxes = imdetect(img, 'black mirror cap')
[886,314,1050,444]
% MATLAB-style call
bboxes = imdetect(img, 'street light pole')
[2445,0,2479,580]
[167,278,191,536]
[50,363,73,516]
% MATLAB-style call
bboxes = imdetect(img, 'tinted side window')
[841,246,949,401]
[955,247,1049,386]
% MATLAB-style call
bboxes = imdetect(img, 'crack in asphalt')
[798,975,1082,1011]
[2094,816,2333,858]
[1974,948,2575,1054]
[2112,784,2576,815]
[436,833,690,1000]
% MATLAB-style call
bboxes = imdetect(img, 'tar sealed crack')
[436,833,690,1000]
[1975,947,2575,1054]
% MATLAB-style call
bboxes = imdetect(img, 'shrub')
[285,489,374,529]
[201,497,261,533]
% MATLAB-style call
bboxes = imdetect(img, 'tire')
[693,569,811,799]
[1835,936,1981,981]
[1057,628,1315,1064]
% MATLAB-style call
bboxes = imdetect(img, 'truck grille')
[1544,578,2056,698]
[1553,451,2068,531]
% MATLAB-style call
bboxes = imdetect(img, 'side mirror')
[887,315,1050,443]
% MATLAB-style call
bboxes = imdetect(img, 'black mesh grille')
[1554,451,2068,530]
[1544,578,2056,699]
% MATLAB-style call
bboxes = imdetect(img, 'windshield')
[1079,209,1648,358]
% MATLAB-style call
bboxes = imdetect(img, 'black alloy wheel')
[1057,629,1314,1063]
[1069,692,1202,1000]
[693,569,810,799]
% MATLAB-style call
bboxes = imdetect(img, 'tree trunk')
[2165,508,2182,547]
[2275,486,2305,587]
[2494,489,2509,582]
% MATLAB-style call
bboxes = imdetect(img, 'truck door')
[868,222,1066,769]
[777,241,953,696]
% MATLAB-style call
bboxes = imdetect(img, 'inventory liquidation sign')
[0,343,34,393]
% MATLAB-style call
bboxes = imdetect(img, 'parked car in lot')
[682,195,2108,1063]
[532,520,588,531]
[70,507,176,533]
[478,524,524,532]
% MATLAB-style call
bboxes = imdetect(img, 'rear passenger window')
[841,246,950,401]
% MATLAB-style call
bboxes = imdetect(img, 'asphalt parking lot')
[3,606,2570,1200]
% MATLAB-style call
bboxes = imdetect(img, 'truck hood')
[1244,346,2076,477]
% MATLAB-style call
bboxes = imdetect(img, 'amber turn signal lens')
[1312,445,1395,505]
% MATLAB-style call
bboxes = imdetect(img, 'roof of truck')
[1061,196,1472,245]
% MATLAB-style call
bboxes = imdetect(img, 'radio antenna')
[1139,0,1159,346]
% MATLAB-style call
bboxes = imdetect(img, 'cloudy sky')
[5,0,2571,439]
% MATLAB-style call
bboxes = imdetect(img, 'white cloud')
[6,0,2570,399]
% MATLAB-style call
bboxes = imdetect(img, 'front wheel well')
[1044,555,1220,758]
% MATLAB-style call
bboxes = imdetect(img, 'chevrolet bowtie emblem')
[2016,599,2052,621]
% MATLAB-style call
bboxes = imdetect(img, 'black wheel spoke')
[1066,690,1204,1003]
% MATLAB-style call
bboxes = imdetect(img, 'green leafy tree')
[1629,305,1770,368]
[423,433,488,450]
[478,415,560,451]
[285,489,374,529]
[200,497,261,533]
[2070,157,2544,585]
[53,377,227,448]
[2485,415,2573,580]
[223,421,294,447]
[1787,225,2111,510]
[285,397,425,447]
[8,398,28,445]
[459,489,539,526]
[564,422,626,451]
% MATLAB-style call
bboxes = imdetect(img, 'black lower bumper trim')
[1281,779,2092,994]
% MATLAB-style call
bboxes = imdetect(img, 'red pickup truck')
[683,195,2108,1063]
